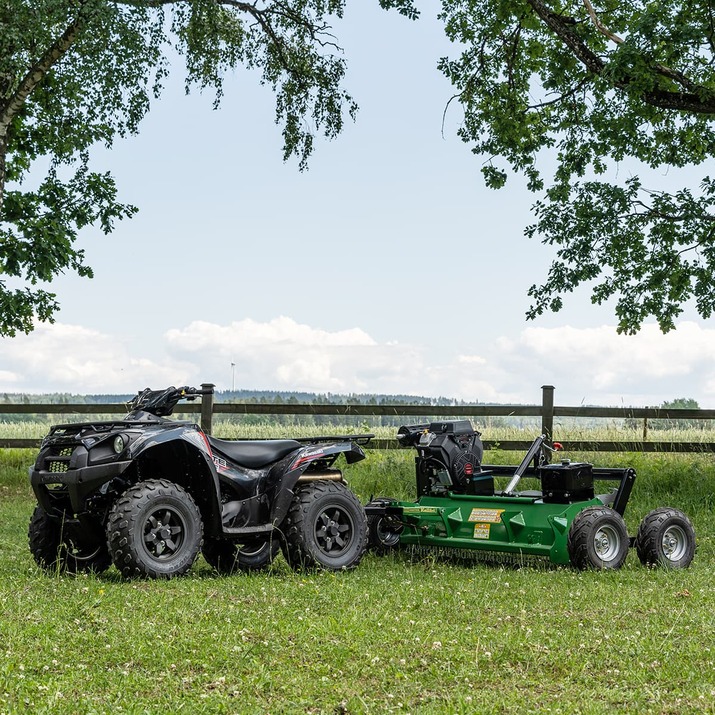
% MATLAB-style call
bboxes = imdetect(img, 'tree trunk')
[0,9,88,216]
[0,136,6,217]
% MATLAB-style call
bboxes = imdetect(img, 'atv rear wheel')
[635,508,696,569]
[106,479,203,579]
[282,480,367,571]
[28,505,111,574]
[202,537,280,574]
[567,506,629,570]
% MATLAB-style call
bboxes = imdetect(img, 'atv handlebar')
[127,385,214,417]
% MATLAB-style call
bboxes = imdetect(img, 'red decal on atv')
[291,447,326,470]
[212,455,229,471]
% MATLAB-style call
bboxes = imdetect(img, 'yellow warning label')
[468,508,504,524]
[473,523,491,540]
[402,507,440,515]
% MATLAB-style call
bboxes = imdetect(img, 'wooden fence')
[2,384,715,453]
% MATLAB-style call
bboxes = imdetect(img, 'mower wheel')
[107,479,203,579]
[635,508,696,569]
[282,480,367,571]
[202,536,280,574]
[567,506,629,570]
[367,514,402,554]
[366,499,403,554]
[28,505,111,575]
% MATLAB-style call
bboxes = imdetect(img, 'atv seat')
[208,437,301,470]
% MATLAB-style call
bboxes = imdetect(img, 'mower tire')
[635,508,696,569]
[282,480,367,571]
[366,498,402,554]
[567,506,629,570]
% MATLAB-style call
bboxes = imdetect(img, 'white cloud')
[492,322,715,406]
[2,317,714,407]
[0,322,196,394]
[165,317,421,394]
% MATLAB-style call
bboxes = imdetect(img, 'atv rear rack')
[293,434,374,446]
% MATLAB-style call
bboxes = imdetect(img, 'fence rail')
[2,385,715,453]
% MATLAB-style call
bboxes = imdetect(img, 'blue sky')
[1,1,714,406]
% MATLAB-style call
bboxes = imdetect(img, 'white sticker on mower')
[468,508,504,524]
[473,523,491,539]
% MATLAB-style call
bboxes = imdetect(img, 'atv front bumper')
[30,461,132,515]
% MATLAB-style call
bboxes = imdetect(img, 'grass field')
[4,417,715,443]
[2,440,715,714]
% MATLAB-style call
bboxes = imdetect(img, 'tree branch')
[0,3,91,214]
[582,0,623,45]
[525,0,715,113]
[527,78,589,110]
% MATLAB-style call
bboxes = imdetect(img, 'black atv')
[28,386,372,579]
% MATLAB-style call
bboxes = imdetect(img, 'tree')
[626,396,705,431]
[0,0,416,336]
[437,0,715,333]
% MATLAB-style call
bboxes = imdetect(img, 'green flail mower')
[365,422,696,569]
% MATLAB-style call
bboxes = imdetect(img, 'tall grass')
[5,418,715,443]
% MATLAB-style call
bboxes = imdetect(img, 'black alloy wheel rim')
[143,508,186,560]
[315,508,353,554]
[376,518,401,547]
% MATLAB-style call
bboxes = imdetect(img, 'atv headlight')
[113,435,126,454]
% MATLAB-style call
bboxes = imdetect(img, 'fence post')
[541,385,555,449]
[200,383,215,435]
[642,413,649,441]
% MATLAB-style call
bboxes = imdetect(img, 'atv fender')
[127,428,224,536]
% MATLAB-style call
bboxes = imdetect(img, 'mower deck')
[366,421,695,570]
[368,465,635,565]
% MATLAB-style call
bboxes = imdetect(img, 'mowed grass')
[1,445,715,714]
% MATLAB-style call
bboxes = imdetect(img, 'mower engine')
[397,421,491,496]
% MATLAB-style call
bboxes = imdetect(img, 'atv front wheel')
[106,479,203,579]
[282,480,367,571]
[567,506,629,570]
[203,537,280,574]
[635,508,696,569]
[28,505,111,574]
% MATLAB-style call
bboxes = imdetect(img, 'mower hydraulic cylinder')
[503,435,545,494]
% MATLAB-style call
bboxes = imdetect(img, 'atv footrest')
[222,524,275,536]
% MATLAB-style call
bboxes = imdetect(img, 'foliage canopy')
[437,0,715,333]
[4,1,715,337]
[0,0,414,336]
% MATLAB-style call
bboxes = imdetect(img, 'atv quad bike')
[29,386,371,578]
[366,421,696,570]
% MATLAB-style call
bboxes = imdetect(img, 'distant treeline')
[0,388,490,406]
[0,391,708,431]
[0,388,526,429]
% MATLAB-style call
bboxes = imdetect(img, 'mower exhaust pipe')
[503,435,546,494]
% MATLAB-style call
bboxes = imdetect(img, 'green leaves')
[0,0,420,336]
[525,177,715,334]
[0,157,136,335]
[438,0,715,332]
